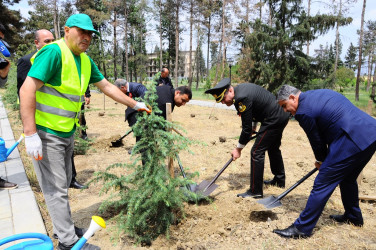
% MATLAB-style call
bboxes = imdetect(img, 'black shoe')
[0,178,18,190]
[53,226,87,240]
[58,240,100,250]
[70,180,86,189]
[236,189,263,199]
[264,178,285,188]
[273,224,309,239]
[329,214,363,227]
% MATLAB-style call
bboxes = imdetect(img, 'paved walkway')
[0,97,46,248]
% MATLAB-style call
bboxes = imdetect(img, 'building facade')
[146,50,196,78]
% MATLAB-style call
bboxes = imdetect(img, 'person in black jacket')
[205,78,290,199]
[16,29,54,97]
[155,67,173,87]
[115,79,191,127]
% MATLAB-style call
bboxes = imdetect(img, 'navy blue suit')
[125,82,147,126]
[293,89,376,235]
[125,83,176,127]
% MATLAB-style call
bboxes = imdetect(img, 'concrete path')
[0,97,46,248]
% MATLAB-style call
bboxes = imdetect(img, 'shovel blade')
[257,195,282,209]
[193,180,218,196]
[111,140,123,147]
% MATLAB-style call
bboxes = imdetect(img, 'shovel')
[176,154,198,192]
[111,129,133,147]
[192,134,258,197]
[193,157,233,196]
[257,168,318,209]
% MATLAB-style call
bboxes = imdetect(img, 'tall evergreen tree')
[345,42,358,70]
[90,84,198,244]
[240,0,347,92]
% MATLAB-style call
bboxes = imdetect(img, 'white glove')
[25,132,43,160]
[133,102,151,114]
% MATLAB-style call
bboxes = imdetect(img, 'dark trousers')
[294,140,376,235]
[250,126,286,194]
[71,154,77,182]
[79,103,87,136]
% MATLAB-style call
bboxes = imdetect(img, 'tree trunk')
[159,0,163,71]
[367,52,374,92]
[113,10,118,79]
[367,53,372,91]
[333,0,342,86]
[189,0,193,88]
[196,44,199,90]
[356,0,366,102]
[207,12,211,82]
[53,0,60,39]
[124,0,129,81]
[174,0,180,87]
[259,0,262,20]
[220,0,226,79]
[306,0,311,55]
[99,27,107,78]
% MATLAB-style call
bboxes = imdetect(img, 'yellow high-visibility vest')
[32,38,91,132]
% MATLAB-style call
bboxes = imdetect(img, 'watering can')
[0,216,106,250]
[0,134,24,162]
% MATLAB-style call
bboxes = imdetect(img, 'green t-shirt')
[28,42,105,138]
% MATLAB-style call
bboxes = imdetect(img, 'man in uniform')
[273,85,376,238]
[205,78,289,199]
[19,14,150,250]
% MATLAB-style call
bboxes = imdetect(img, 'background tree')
[345,42,358,70]
[240,0,343,92]
[355,0,366,101]
[363,20,376,91]
[331,0,357,86]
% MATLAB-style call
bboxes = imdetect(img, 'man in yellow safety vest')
[19,14,150,250]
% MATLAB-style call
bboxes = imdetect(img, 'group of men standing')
[205,80,376,239]
[1,11,375,249]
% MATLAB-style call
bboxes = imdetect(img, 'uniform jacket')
[234,83,289,145]
[16,50,37,96]
[295,89,376,163]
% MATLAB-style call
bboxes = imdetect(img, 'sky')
[9,0,376,64]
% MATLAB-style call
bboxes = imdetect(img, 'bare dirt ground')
[8,92,376,249]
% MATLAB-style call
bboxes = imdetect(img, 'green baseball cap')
[65,14,100,36]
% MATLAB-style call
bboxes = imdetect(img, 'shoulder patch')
[238,102,246,112]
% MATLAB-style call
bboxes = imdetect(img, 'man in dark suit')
[155,67,173,88]
[115,79,191,127]
[205,78,290,199]
[273,85,376,238]
[17,29,54,97]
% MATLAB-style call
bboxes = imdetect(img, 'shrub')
[90,83,199,244]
